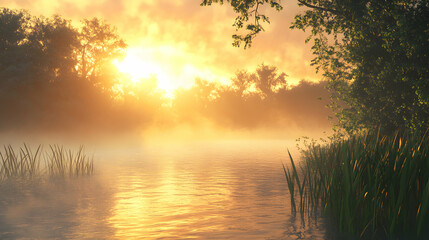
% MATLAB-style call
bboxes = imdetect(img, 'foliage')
[0,8,150,133]
[284,129,429,239]
[1,9,77,85]
[202,0,429,134]
[200,0,283,48]
[172,64,332,129]
[230,64,288,97]
[0,144,93,182]
[77,18,127,89]
[0,8,126,86]
[292,0,429,135]
[46,145,94,178]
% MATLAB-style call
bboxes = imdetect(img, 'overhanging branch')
[297,0,340,14]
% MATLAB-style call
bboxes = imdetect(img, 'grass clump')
[0,144,94,182]
[46,145,94,178]
[284,130,429,239]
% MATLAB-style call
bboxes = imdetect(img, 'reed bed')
[284,130,429,239]
[0,144,94,182]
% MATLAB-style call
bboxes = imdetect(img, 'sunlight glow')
[115,47,230,98]
[114,54,159,84]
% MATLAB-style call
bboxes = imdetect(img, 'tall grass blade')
[0,144,94,183]
[285,129,429,239]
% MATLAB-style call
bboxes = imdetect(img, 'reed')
[284,129,429,239]
[0,144,94,182]
[46,145,94,178]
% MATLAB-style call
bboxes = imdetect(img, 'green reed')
[46,145,94,178]
[0,144,94,182]
[284,130,429,239]
[0,144,42,181]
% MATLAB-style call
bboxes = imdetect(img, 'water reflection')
[0,178,116,239]
[0,140,329,239]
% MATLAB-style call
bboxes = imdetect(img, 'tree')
[77,18,127,89]
[0,9,129,133]
[201,0,283,48]
[29,15,80,83]
[230,64,287,97]
[0,9,34,85]
[0,8,29,55]
[201,0,429,134]
[0,9,80,86]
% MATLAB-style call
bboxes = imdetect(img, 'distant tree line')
[0,8,333,135]
[173,64,332,129]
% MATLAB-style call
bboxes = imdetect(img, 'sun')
[114,47,231,98]
[114,52,160,84]
[114,48,184,98]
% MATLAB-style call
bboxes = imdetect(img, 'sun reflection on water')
[0,140,328,239]
[107,153,238,238]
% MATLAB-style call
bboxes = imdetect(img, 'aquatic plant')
[284,130,429,239]
[0,144,94,182]
[0,144,42,181]
[46,145,94,178]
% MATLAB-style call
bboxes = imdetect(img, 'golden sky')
[2,0,320,93]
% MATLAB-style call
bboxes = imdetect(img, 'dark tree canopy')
[202,0,429,134]
[0,8,132,133]
[0,8,126,89]
[77,18,126,86]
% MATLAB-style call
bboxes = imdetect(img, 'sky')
[1,0,320,94]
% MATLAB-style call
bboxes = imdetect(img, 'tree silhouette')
[172,64,331,129]
[0,9,133,133]
[230,64,287,97]
[77,18,126,88]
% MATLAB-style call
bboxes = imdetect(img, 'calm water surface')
[0,140,329,239]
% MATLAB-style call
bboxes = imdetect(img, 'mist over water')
[0,10,333,236]
[0,139,329,239]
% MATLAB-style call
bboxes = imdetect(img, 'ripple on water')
[0,140,330,239]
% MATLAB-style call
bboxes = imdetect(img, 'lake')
[0,139,329,239]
